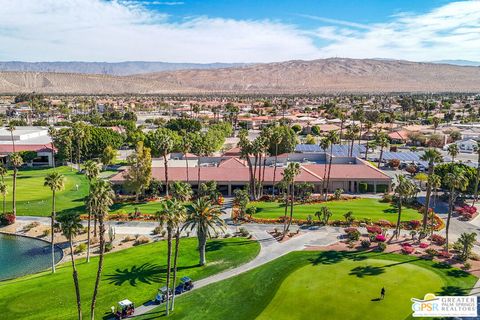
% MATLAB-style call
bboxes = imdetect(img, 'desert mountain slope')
[0,58,479,94]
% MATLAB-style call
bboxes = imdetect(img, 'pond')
[0,233,63,281]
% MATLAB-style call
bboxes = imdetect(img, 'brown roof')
[218,157,247,168]
[0,144,54,154]
[111,160,390,184]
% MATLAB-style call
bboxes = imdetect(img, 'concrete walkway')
[132,226,341,318]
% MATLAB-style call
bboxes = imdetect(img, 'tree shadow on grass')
[349,265,385,278]
[437,286,469,296]
[205,239,254,252]
[446,269,470,278]
[105,263,197,286]
[432,262,452,269]
[309,251,350,265]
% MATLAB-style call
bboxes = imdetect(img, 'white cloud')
[0,0,478,62]
[0,0,319,62]
[311,1,480,61]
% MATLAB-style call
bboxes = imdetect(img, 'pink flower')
[375,234,386,242]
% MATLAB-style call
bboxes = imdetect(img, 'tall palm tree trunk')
[185,154,189,183]
[90,216,105,320]
[164,153,169,196]
[3,194,5,215]
[286,183,295,233]
[325,146,334,200]
[69,239,82,320]
[473,157,480,206]
[445,188,454,253]
[12,168,17,216]
[198,231,207,266]
[395,198,402,239]
[86,211,92,263]
[423,164,434,230]
[51,190,56,273]
[272,145,278,196]
[170,229,181,311]
[165,228,173,315]
[282,185,290,234]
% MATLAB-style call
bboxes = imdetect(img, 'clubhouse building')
[110,149,392,196]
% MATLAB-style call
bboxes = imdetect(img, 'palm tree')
[420,148,443,230]
[447,144,459,163]
[444,167,469,252]
[180,134,191,183]
[9,153,23,217]
[375,132,389,169]
[325,131,339,199]
[57,211,83,320]
[0,182,7,215]
[83,160,100,262]
[155,199,186,315]
[393,175,416,239]
[48,126,57,168]
[44,171,65,273]
[457,232,477,261]
[363,121,373,160]
[319,137,330,196]
[182,198,225,266]
[472,142,480,206]
[284,162,301,234]
[170,181,193,202]
[156,129,176,196]
[72,122,85,172]
[270,130,281,196]
[88,179,114,320]
[7,122,16,153]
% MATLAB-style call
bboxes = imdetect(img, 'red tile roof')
[0,144,54,154]
[218,157,247,168]
[111,160,390,184]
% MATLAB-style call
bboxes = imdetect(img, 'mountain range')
[0,58,479,94]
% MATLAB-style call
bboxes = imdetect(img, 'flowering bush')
[419,242,429,249]
[431,234,446,246]
[438,251,452,259]
[375,234,386,242]
[401,242,412,247]
[377,220,392,227]
[366,225,382,234]
[425,248,438,256]
[402,246,415,254]
[344,227,358,234]
[0,213,15,226]
[409,220,421,230]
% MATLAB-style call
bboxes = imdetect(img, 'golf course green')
[0,237,260,320]
[136,251,477,320]
[250,198,422,223]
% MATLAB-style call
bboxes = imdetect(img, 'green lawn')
[136,251,477,320]
[0,237,260,320]
[249,198,422,223]
[4,166,89,216]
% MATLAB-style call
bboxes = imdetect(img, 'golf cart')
[155,286,172,304]
[175,276,194,294]
[113,299,135,319]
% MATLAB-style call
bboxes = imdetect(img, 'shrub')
[152,226,163,235]
[246,206,257,216]
[388,159,400,169]
[41,229,51,237]
[419,242,429,249]
[376,242,387,252]
[361,239,371,248]
[238,227,250,237]
[425,248,438,256]
[104,242,113,252]
[431,234,446,245]
[123,235,135,242]
[409,220,421,230]
[463,262,472,270]
[223,233,231,238]
[74,243,87,254]
[366,226,382,234]
[134,236,151,246]
[438,251,452,259]
[375,234,386,242]
[22,222,40,232]
[347,230,360,241]
[381,193,393,203]
[402,246,415,254]
[0,213,15,226]
[376,220,392,227]
[344,227,358,234]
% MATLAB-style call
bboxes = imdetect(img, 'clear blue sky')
[145,0,452,26]
[0,0,478,62]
